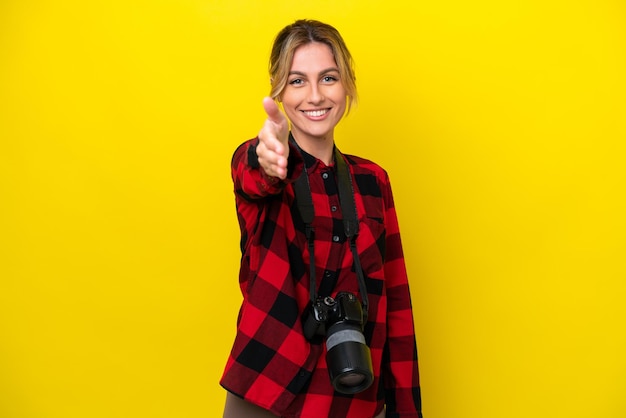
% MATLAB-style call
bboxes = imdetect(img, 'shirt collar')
[289,132,335,173]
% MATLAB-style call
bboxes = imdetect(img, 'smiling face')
[281,42,347,146]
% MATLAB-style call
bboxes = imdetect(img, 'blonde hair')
[269,19,357,112]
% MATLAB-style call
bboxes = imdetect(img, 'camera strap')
[292,139,369,318]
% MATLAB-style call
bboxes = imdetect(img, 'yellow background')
[1,1,625,417]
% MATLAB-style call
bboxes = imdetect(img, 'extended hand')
[256,97,289,179]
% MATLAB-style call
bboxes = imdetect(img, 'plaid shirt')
[221,137,423,418]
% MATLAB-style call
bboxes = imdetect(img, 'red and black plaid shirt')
[221,137,423,418]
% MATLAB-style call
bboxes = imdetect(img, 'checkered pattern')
[220,137,423,418]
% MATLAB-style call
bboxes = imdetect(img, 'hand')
[256,97,289,179]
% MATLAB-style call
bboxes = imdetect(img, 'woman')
[221,19,423,418]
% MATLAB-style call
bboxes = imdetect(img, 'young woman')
[221,19,423,418]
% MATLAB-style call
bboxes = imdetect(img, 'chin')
[299,122,338,138]
[303,129,334,141]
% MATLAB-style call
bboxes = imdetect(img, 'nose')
[307,84,324,104]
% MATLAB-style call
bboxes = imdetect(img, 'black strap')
[293,142,369,318]
[334,148,369,316]
[292,168,316,305]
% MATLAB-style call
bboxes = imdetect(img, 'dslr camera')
[303,291,374,394]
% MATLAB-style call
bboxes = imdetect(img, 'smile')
[302,108,330,117]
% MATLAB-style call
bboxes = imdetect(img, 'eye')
[322,75,338,83]
[289,78,304,86]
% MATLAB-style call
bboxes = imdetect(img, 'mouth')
[302,108,331,118]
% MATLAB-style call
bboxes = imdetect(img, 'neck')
[291,132,334,165]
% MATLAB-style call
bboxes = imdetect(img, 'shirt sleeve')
[231,137,304,200]
[380,173,423,418]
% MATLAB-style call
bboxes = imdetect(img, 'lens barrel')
[325,323,374,394]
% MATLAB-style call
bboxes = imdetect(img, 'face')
[281,42,347,145]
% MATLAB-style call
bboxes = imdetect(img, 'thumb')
[262,97,286,125]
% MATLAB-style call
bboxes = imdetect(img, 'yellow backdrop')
[1,1,625,417]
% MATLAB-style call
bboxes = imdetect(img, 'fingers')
[262,97,285,125]
[256,138,288,179]
[258,98,289,179]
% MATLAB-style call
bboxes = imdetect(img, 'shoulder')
[232,137,260,165]
[342,153,392,198]
[233,137,258,156]
[343,153,390,182]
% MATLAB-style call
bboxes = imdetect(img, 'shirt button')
[331,205,337,212]
[322,172,329,180]
[332,235,340,242]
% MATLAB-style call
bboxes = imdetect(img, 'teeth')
[304,109,328,117]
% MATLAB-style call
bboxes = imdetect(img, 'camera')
[303,292,374,394]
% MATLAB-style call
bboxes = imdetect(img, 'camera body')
[302,292,374,394]
[303,292,364,340]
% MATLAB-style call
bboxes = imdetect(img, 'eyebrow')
[288,67,340,76]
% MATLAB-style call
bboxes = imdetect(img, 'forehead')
[290,42,338,73]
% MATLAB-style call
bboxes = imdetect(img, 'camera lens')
[325,324,374,394]
[338,372,366,386]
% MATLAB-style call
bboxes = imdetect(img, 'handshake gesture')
[256,97,290,180]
